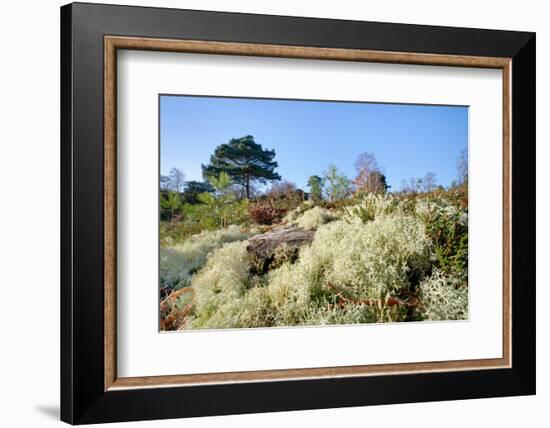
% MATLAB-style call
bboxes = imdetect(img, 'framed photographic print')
[60,2,536,424]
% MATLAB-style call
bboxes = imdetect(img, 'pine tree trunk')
[245,175,250,199]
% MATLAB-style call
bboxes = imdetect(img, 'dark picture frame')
[61,2,535,424]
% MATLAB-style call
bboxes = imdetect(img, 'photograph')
[159,95,469,331]
[55,2,537,424]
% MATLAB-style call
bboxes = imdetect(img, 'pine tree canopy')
[201,135,281,198]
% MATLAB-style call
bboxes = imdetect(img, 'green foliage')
[181,180,214,204]
[323,164,352,201]
[162,172,247,238]
[207,171,232,196]
[202,135,281,198]
[343,193,400,223]
[416,198,468,278]
[344,194,377,223]
[160,194,249,244]
[187,172,238,229]
[307,175,324,201]
[160,191,182,222]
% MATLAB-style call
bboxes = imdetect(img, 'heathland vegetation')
[160,135,468,331]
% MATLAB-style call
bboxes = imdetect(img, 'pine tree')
[307,175,324,201]
[202,135,281,198]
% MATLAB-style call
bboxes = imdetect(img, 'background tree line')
[161,134,467,231]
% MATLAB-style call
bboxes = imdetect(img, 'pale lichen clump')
[283,200,315,223]
[186,213,432,329]
[160,225,252,291]
[303,216,430,301]
[295,206,338,230]
[417,269,468,321]
[164,193,469,330]
[185,241,252,329]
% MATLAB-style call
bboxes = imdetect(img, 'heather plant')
[247,203,287,225]
[416,198,468,278]
[343,193,400,223]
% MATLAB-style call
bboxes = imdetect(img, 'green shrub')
[416,199,468,278]
[160,191,183,222]
[343,193,402,223]
[160,199,250,244]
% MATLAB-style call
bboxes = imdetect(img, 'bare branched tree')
[267,180,297,199]
[168,167,186,192]
[423,172,437,192]
[457,149,468,185]
[354,152,387,193]
[400,172,437,194]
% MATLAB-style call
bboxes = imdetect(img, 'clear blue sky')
[160,95,468,190]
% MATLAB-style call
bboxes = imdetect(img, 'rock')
[246,226,315,273]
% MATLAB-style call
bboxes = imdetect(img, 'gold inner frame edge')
[104,36,512,391]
